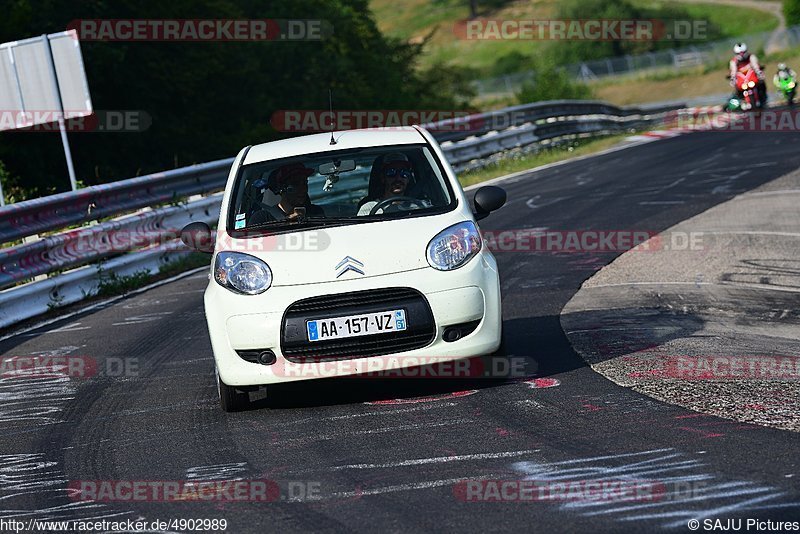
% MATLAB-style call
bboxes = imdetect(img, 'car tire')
[216,369,249,412]
[481,325,509,380]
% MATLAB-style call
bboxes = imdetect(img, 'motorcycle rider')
[730,42,767,107]
[773,63,797,86]
[774,63,797,105]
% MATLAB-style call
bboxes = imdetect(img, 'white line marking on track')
[328,474,506,499]
[276,403,460,428]
[583,281,800,293]
[112,312,173,326]
[583,282,714,289]
[21,322,91,336]
[329,450,541,470]
[526,195,568,210]
[277,419,473,444]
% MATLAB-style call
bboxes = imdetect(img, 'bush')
[490,51,535,77]
[516,62,594,103]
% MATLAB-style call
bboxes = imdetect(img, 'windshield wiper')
[241,217,364,233]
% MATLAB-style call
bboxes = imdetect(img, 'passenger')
[357,153,428,216]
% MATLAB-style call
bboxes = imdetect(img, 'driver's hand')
[287,207,306,221]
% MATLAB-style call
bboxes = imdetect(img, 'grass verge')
[93,252,211,299]
[369,0,779,73]
[457,133,631,187]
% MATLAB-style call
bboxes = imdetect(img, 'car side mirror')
[473,186,506,220]
[180,222,214,253]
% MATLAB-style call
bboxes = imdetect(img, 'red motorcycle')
[730,66,763,111]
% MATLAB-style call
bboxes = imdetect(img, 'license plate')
[307,309,407,342]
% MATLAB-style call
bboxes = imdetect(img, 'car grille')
[281,287,436,362]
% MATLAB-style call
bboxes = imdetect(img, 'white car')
[181,126,506,411]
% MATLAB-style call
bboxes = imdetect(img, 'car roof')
[243,126,427,166]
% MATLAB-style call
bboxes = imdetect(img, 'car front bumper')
[204,251,502,386]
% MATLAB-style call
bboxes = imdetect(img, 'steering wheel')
[369,196,425,215]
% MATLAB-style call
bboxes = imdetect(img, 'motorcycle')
[775,73,797,106]
[724,66,764,111]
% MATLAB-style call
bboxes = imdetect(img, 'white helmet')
[733,42,748,56]
[778,63,787,71]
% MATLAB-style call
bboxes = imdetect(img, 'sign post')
[0,30,92,196]
[41,34,78,191]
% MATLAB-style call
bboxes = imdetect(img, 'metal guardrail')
[0,240,189,331]
[440,107,675,171]
[0,99,685,329]
[0,194,221,290]
[424,100,678,144]
[0,158,233,244]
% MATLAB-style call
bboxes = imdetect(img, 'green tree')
[0,0,473,198]
[786,0,800,25]
[548,0,717,65]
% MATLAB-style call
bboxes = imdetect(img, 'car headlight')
[426,221,482,271]
[214,251,272,295]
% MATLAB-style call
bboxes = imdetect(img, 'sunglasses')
[384,167,413,179]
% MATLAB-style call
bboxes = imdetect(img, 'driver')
[250,162,324,224]
[357,153,430,216]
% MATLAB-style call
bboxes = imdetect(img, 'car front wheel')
[216,368,250,412]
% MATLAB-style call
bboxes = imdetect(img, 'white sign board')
[0,30,93,198]
[0,30,92,131]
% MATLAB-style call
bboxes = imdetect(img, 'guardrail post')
[22,234,47,281]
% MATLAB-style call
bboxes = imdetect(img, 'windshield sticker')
[234,219,246,229]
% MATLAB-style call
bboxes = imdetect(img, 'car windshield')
[229,144,454,231]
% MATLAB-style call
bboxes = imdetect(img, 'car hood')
[219,212,469,287]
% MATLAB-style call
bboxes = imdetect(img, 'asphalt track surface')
[2,130,800,533]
